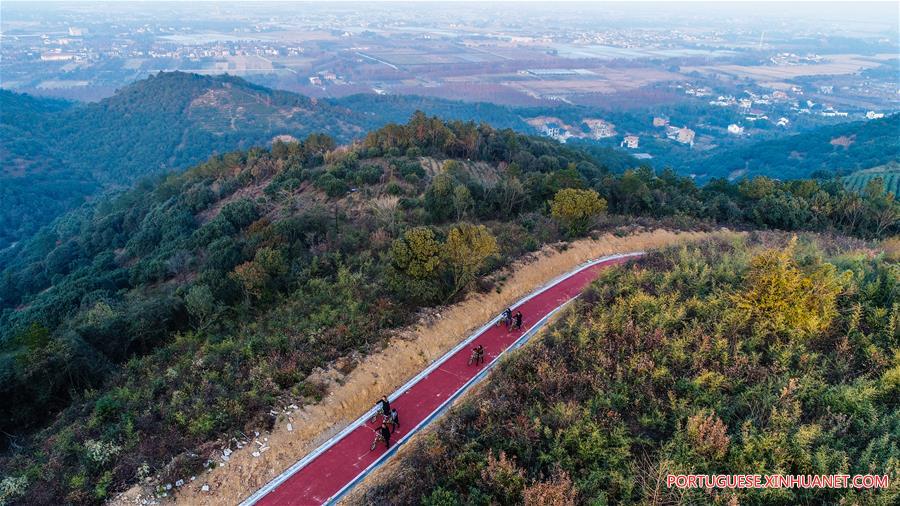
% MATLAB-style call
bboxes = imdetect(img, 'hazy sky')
[5,1,898,34]
[9,1,898,16]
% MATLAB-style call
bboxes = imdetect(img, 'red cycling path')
[242,253,642,506]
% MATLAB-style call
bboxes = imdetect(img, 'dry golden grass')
[112,228,735,506]
[419,156,501,187]
[881,236,900,262]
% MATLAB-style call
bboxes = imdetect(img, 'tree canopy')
[550,188,608,236]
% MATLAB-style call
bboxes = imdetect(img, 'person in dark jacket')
[376,395,391,418]
[473,344,485,364]
[380,422,392,448]
[514,311,523,330]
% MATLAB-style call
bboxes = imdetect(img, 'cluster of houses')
[541,88,886,156]
[666,125,696,146]
[704,84,885,126]
[685,86,713,97]
[538,125,572,143]
[526,117,618,144]
[620,135,640,149]
[769,52,824,66]
[308,70,340,86]
[619,116,694,151]
[649,117,695,147]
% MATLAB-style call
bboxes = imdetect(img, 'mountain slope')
[0,116,614,504]
[0,114,895,505]
[0,72,366,250]
[359,234,899,505]
[0,92,90,250]
[1,73,558,251]
[5,71,894,250]
[55,72,366,181]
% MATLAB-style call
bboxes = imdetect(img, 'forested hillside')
[694,114,900,181]
[5,71,896,252]
[361,234,899,505]
[0,73,553,252]
[0,114,619,504]
[0,114,897,504]
[0,72,370,251]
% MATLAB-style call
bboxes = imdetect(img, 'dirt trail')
[112,229,729,506]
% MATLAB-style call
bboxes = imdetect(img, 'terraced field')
[842,161,900,194]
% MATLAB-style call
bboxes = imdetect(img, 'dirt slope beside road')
[112,228,731,506]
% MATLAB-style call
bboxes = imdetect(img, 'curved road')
[242,252,643,506]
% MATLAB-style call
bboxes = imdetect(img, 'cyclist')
[379,421,392,449]
[473,344,485,365]
[375,395,391,421]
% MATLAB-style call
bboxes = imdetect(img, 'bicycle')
[496,310,512,330]
[369,429,385,451]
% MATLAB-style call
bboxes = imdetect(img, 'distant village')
[526,75,888,159]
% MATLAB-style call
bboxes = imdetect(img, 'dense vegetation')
[0,72,364,250]
[0,73,544,252]
[362,233,899,505]
[0,114,897,504]
[601,167,898,240]
[694,114,900,181]
[0,114,624,504]
[0,92,92,252]
[5,70,896,252]
[328,93,531,132]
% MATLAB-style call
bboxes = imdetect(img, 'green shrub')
[315,172,349,197]
[356,164,384,185]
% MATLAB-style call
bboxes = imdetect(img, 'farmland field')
[683,54,889,80]
[842,161,900,194]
